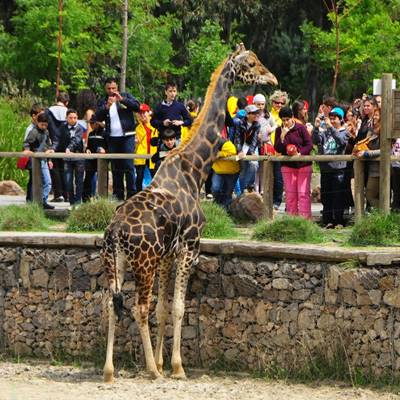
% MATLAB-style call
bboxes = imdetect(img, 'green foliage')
[348,211,400,246]
[0,203,48,231]
[252,215,323,243]
[0,97,30,187]
[201,201,238,239]
[66,198,117,232]
[183,20,232,98]
[301,0,400,97]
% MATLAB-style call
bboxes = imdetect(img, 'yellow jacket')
[134,122,158,168]
[270,107,282,145]
[181,111,198,143]
[212,140,240,175]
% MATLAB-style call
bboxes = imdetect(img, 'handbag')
[260,142,276,155]
[16,156,30,170]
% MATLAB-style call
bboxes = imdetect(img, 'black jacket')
[53,122,84,153]
[95,92,140,138]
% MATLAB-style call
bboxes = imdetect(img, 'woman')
[354,108,381,208]
[274,107,313,219]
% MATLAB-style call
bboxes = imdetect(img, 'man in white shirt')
[96,78,140,200]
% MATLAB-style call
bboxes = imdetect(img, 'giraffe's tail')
[113,292,124,321]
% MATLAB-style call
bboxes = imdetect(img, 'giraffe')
[101,43,277,383]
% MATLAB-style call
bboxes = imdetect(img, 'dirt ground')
[0,362,399,400]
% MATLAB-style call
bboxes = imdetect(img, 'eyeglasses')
[273,101,285,105]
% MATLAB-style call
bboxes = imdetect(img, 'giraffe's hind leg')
[103,250,125,383]
[155,256,174,374]
[132,264,161,379]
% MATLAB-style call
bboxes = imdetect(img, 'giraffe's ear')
[234,42,246,55]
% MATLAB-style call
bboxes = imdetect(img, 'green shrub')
[0,203,48,231]
[252,215,323,243]
[349,211,400,246]
[66,198,117,232]
[0,96,32,187]
[201,201,238,239]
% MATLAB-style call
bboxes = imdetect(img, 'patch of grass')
[201,201,238,239]
[66,198,117,232]
[0,203,49,231]
[252,215,324,243]
[348,211,400,246]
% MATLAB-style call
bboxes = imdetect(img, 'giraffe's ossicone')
[101,43,277,382]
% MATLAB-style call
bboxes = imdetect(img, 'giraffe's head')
[232,43,278,86]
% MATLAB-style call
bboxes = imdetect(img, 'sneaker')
[206,194,213,200]
[51,196,64,202]
[324,223,335,229]
[43,202,55,210]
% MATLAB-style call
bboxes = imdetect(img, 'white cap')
[253,94,266,104]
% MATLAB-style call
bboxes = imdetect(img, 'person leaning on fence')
[274,107,313,219]
[134,103,158,192]
[95,77,140,201]
[24,104,44,203]
[313,107,350,229]
[82,116,106,202]
[353,107,381,209]
[52,109,85,207]
[23,113,55,210]
[211,137,240,210]
[234,104,261,193]
[45,92,70,203]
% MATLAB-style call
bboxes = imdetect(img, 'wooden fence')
[1,151,397,223]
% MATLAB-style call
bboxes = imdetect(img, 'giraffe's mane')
[177,56,229,151]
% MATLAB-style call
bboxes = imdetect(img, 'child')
[53,109,84,206]
[151,128,177,172]
[82,116,106,202]
[211,138,240,209]
[23,113,54,209]
[135,103,158,192]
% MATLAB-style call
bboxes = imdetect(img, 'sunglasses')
[273,101,285,105]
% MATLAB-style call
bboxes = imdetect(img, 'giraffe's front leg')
[170,249,197,379]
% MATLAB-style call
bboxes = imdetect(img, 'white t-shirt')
[109,103,124,137]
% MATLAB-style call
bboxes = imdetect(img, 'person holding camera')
[151,82,192,143]
[95,77,140,201]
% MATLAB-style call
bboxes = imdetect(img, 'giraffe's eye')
[248,61,255,67]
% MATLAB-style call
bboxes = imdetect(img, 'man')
[151,82,192,142]
[96,77,140,200]
[46,92,69,202]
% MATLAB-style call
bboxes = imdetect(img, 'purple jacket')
[274,123,313,169]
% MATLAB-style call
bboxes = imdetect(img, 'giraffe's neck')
[179,59,235,190]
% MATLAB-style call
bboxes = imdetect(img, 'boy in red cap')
[135,103,158,192]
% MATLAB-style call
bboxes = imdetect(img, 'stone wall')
[1,239,400,377]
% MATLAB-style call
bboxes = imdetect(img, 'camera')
[319,114,325,121]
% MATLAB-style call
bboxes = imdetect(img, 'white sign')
[373,79,396,95]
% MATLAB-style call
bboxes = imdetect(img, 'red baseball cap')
[139,103,150,112]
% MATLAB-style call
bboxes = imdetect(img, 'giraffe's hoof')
[103,371,114,383]
[149,370,163,380]
[171,368,186,380]
[156,364,163,374]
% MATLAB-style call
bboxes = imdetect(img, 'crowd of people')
[21,78,395,229]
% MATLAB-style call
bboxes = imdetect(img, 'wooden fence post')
[32,157,42,205]
[97,159,108,198]
[353,159,365,223]
[262,160,274,220]
[379,73,393,213]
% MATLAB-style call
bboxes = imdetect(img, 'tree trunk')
[56,0,63,98]
[120,0,129,92]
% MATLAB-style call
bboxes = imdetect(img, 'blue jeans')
[212,173,238,209]
[239,160,258,192]
[64,160,85,205]
[108,136,135,200]
[41,160,52,203]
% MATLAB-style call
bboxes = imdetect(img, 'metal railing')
[2,151,397,222]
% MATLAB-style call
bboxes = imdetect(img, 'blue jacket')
[95,92,140,138]
[151,100,192,139]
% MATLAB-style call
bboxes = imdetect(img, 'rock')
[317,313,335,330]
[198,255,220,274]
[298,309,315,330]
[254,301,269,324]
[383,290,400,308]
[31,269,49,288]
[0,180,24,195]
[233,274,261,297]
[182,326,197,340]
[49,265,70,290]
[13,342,32,355]
[83,259,102,276]
[272,278,291,290]
[230,192,264,222]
